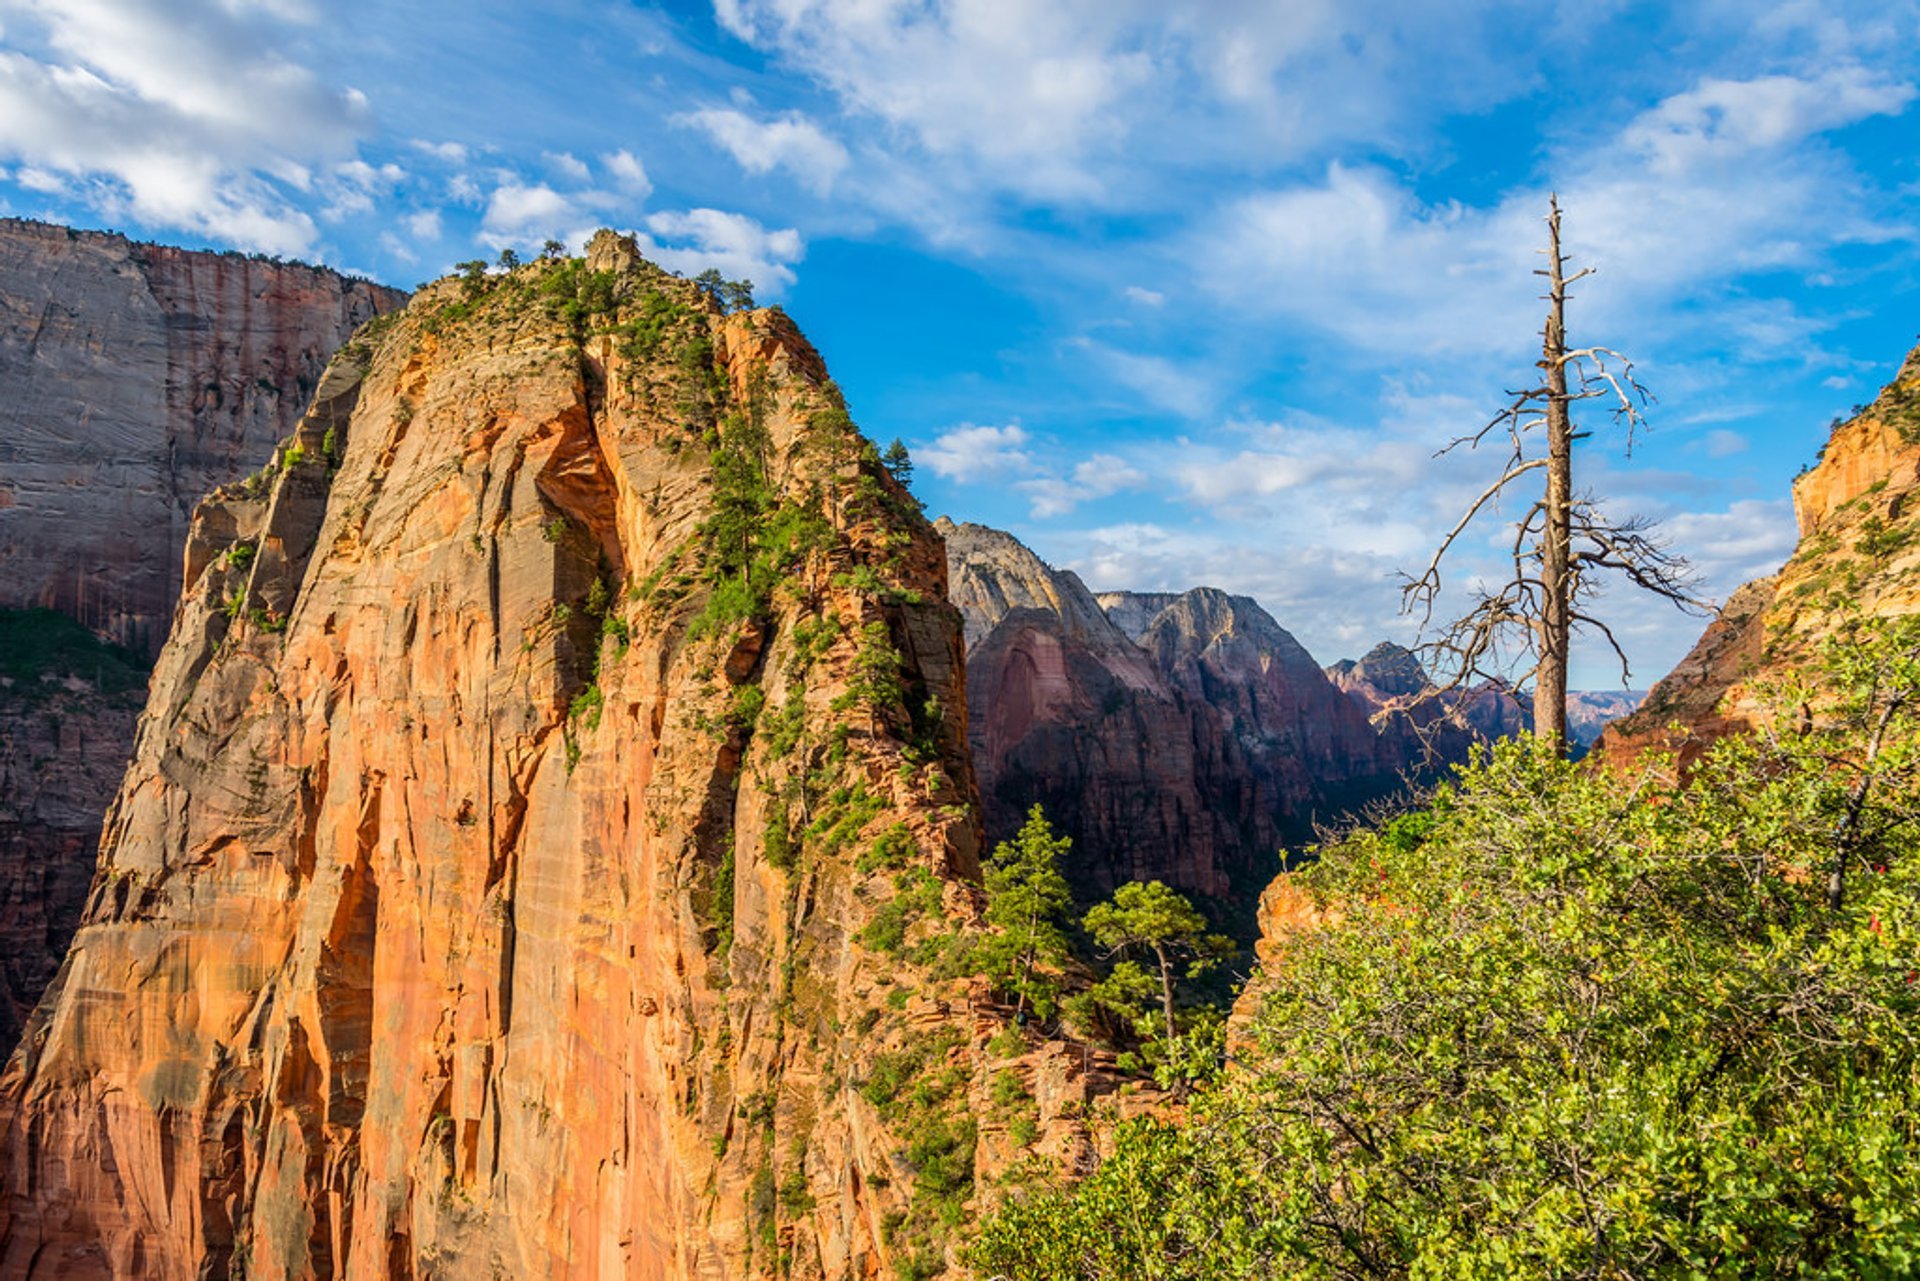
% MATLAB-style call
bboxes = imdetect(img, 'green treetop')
[977,805,1076,1019]
[1083,880,1230,1047]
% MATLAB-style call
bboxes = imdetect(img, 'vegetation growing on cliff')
[974,621,1920,1278]
[0,608,150,696]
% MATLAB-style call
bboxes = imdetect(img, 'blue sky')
[3,0,1917,687]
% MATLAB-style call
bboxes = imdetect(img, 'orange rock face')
[1599,342,1920,765]
[0,235,1094,1279]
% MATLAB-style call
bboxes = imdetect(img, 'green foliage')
[226,541,257,571]
[0,608,149,695]
[689,407,834,641]
[694,267,756,313]
[858,868,944,956]
[859,1028,978,1272]
[973,623,1920,1278]
[858,822,918,875]
[1081,879,1231,1054]
[972,806,1076,1019]
[1854,513,1915,560]
[881,437,914,487]
[567,684,603,730]
[832,620,905,721]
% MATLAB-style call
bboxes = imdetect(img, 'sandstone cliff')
[0,236,1104,1280]
[1325,642,1530,764]
[945,521,1402,911]
[0,218,406,657]
[1600,341,1920,763]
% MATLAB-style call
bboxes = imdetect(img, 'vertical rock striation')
[0,236,1094,1279]
[0,218,406,658]
[0,220,404,1060]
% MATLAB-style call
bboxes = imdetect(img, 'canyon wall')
[0,218,405,657]
[945,521,1406,910]
[0,236,1102,1280]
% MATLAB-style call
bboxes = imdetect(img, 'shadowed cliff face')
[0,236,1107,1280]
[1600,341,1920,766]
[0,218,406,658]
[944,521,1403,910]
[1325,642,1531,764]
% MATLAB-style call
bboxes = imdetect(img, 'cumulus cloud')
[603,149,652,197]
[1017,452,1147,518]
[639,207,804,293]
[1193,64,1916,359]
[0,0,372,252]
[680,105,850,194]
[543,150,590,183]
[480,181,575,246]
[920,423,1033,482]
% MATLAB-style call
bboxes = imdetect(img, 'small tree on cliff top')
[1403,196,1706,756]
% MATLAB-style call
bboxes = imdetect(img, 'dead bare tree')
[1402,195,1708,757]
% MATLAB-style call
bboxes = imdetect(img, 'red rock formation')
[0,218,406,657]
[1599,341,1920,766]
[1325,641,1530,765]
[0,613,145,1052]
[0,236,1100,1279]
[946,522,1404,912]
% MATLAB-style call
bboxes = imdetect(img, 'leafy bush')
[973,622,1920,1278]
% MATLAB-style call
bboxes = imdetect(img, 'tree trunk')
[1152,943,1177,1046]
[1536,196,1572,757]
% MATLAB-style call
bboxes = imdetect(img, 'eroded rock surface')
[0,238,1101,1280]
[946,521,1405,910]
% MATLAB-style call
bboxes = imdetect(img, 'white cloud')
[1702,429,1750,458]
[1069,338,1216,418]
[1622,67,1914,175]
[0,0,371,253]
[1193,63,1918,361]
[1017,452,1147,517]
[681,105,850,194]
[405,208,442,241]
[604,149,652,197]
[321,158,403,220]
[544,150,590,183]
[412,138,467,163]
[639,207,804,292]
[921,423,1033,482]
[481,181,574,246]
[1123,284,1164,306]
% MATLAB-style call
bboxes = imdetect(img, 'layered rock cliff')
[945,521,1401,910]
[0,218,406,657]
[1325,642,1530,764]
[1601,341,1920,763]
[0,236,1102,1280]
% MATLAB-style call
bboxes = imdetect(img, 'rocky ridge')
[0,235,1112,1280]
[0,221,405,1062]
[1601,342,1920,763]
[945,521,1405,910]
